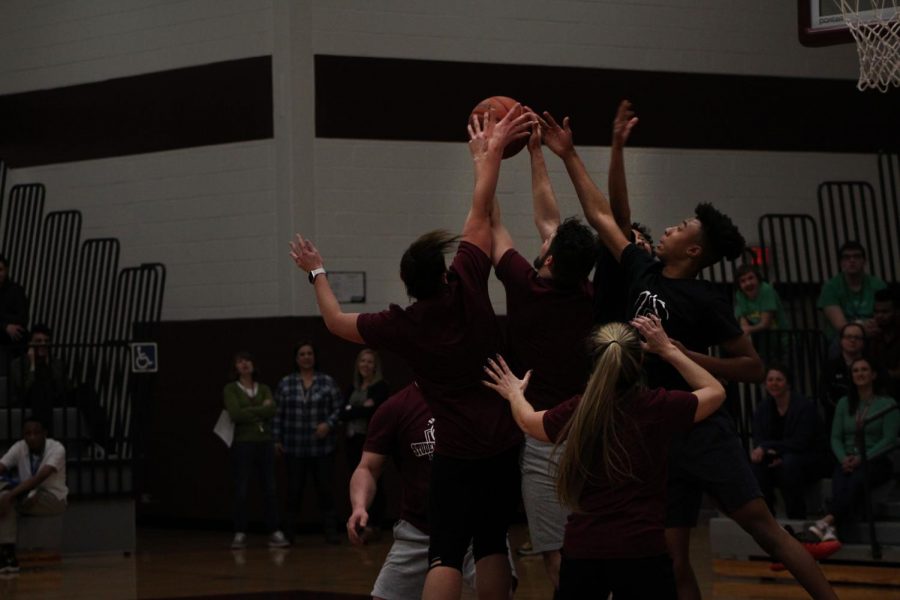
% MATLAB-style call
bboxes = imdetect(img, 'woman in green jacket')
[224,351,288,549]
[810,357,899,542]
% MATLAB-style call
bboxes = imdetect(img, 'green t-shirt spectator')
[817,273,887,338]
[830,395,900,461]
[735,281,790,330]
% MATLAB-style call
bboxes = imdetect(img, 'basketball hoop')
[834,0,900,92]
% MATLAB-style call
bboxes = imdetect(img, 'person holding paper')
[223,351,288,550]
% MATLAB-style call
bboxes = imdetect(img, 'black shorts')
[666,410,762,528]
[558,554,676,600]
[427,444,520,571]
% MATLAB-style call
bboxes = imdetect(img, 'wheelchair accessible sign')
[130,342,159,373]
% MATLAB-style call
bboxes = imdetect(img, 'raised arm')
[527,123,561,242]
[538,112,630,260]
[347,451,387,545]
[289,235,364,344]
[482,356,550,442]
[609,100,638,236]
[463,105,534,256]
[633,315,726,422]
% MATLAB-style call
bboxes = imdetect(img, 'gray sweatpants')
[0,486,66,545]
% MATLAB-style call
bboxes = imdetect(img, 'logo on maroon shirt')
[634,291,670,321]
[411,418,435,460]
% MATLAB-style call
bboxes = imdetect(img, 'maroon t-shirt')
[357,241,521,458]
[543,388,698,559]
[496,248,593,411]
[364,384,433,533]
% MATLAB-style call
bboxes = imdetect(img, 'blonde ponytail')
[555,322,644,512]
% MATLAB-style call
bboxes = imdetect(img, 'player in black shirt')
[535,108,836,600]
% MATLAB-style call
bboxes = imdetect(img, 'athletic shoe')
[231,532,247,549]
[808,520,835,541]
[268,530,290,548]
[0,554,19,575]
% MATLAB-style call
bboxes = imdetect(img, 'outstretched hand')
[630,314,675,355]
[526,107,543,154]
[289,234,324,273]
[482,355,531,402]
[467,104,534,162]
[612,99,638,147]
[534,111,574,158]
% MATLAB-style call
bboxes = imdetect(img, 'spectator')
[9,325,66,428]
[870,288,900,398]
[342,348,389,540]
[223,351,287,550]
[810,357,899,542]
[0,255,28,376]
[734,264,790,361]
[750,365,829,519]
[0,416,67,574]
[274,341,343,544]
[817,241,886,342]
[820,322,867,425]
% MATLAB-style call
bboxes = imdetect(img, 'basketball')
[469,96,528,159]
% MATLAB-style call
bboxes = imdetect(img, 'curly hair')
[547,217,597,288]
[694,203,745,267]
[400,230,459,300]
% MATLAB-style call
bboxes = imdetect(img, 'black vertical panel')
[877,152,900,281]
[32,211,82,333]
[817,182,887,280]
[2,184,45,298]
[0,160,6,228]
[757,214,823,331]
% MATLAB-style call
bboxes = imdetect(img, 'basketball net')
[835,0,900,92]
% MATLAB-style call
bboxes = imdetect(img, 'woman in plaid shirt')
[274,341,343,544]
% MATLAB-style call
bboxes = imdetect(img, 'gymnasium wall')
[4,1,891,321]
[3,0,896,525]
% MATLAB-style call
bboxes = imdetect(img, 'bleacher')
[0,159,166,555]
[703,151,900,597]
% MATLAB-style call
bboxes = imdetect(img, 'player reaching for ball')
[290,104,533,600]
[534,108,837,600]
[482,117,596,592]
[484,315,725,599]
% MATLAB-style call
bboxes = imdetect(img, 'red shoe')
[770,540,842,571]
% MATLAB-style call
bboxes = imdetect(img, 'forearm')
[530,149,560,241]
[823,306,847,331]
[508,393,549,442]
[660,347,723,398]
[608,142,632,234]
[561,150,628,253]
[349,466,377,512]
[313,276,363,343]
[681,348,764,383]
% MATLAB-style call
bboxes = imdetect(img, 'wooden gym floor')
[1,523,896,599]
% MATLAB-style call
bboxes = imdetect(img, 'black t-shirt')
[619,244,743,391]
[593,245,628,325]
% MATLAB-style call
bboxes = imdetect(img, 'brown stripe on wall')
[315,55,899,154]
[0,56,273,168]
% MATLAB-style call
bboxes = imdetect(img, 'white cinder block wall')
[3,0,874,320]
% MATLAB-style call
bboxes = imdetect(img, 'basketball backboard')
[798,0,898,46]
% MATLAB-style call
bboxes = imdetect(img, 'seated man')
[0,416,68,573]
[817,241,886,343]
[9,325,67,428]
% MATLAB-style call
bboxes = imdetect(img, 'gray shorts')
[372,520,475,600]
[520,436,569,553]
[372,520,518,600]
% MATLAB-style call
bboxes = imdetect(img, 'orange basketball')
[469,96,528,159]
